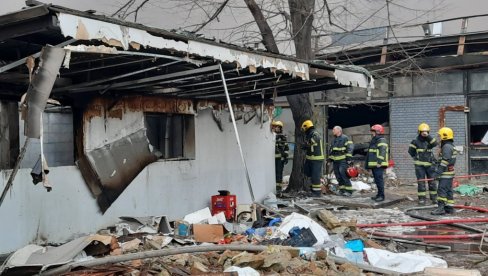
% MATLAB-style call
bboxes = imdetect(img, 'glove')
[346,158,353,166]
[283,158,288,165]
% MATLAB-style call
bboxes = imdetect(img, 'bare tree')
[112,0,447,192]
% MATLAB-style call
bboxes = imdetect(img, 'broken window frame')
[144,112,195,160]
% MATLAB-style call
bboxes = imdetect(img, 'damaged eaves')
[0,2,373,104]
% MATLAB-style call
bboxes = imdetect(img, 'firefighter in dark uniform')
[301,120,325,197]
[366,124,389,202]
[272,120,289,193]
[431,127,457,215]
[329,126,354,196]
[408,123,438,205]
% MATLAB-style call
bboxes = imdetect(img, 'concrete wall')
[390,95,468,179]
[0,108,274,254]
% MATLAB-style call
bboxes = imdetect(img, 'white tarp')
[365,248,447,273]
[274,212,330,246]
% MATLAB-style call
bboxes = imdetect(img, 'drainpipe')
[219,64,255,202]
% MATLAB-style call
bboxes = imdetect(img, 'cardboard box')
[193,224,224,243]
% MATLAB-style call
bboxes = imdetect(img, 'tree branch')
[193,0,230,33]
[243,0,280,54]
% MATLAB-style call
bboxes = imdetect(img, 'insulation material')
[24,46,65,138]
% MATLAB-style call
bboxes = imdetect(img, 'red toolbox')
[211,193,236,221]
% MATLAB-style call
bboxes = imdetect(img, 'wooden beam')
[457,35,466,55]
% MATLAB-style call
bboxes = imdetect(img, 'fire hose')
[361,205,488,239]
[413,173,488,182]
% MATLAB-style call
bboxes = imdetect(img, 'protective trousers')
[414,165,437,201]
[437,177,454,206]
[275,158,285,183]
[372,167,385,199]
[305,159,323,194]
[333,160,352,194]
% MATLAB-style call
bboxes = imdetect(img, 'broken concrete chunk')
[262,251,292,272]
[121,238,141,252]
[339,262,361,276]
[231,252,265,269]
[169,253,190,267]
[190,261,209,274]
[218,250,240,265]
[423,267,482,276]
[317,209,341,229]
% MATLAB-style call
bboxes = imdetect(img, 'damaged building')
[277,16,488,180]
[0,2,372,254]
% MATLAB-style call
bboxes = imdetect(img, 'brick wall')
[20,109,74,168]
[390,95,467,180]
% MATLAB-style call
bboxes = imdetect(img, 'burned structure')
[0,2,372,253]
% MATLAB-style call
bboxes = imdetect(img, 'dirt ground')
[381,181,488,275]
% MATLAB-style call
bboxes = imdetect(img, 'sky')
[2,0,488,54]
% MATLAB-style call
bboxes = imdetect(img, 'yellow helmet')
[418,123,430,132]
[272,120,284,128]
[438,127,454,140]
[301,120,314,132]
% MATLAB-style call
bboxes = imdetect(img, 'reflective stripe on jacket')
[365,136,388,168]
[275,133,289,159]
[305,129,325,161]
[408,135,437,166]
[437,141,457,179]
[329,134,353,161]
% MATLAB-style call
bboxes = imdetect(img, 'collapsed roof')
[0,1,373,104]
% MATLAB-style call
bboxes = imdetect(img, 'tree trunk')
[285,0,316,192]
[244,0,316,192]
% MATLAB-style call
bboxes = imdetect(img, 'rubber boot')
[430,195,437,206]
[311,191,321,197]
[445,205,455,214]
[418,197,426,205]
[431,202,446,215]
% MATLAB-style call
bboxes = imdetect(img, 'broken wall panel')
[86,129,158,212]
[80,96,196,212]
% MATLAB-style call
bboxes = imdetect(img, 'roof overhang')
[0,2,373,104]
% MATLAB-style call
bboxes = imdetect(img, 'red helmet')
[371,124,384,134]
[346,167,359,178]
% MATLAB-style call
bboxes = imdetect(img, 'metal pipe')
[404,205,486,233]
[369,236,452,250]
[219,64,255,202]
[0,38,75,73]
[368,232,485,240]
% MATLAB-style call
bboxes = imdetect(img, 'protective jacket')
[436,140,457,179]
[275,133,289,160]
[365,136,388,168]
[408,135,438,166]
[329,134,353,161]
[305,128,325,161]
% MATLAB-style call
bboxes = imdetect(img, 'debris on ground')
[1,187,487,276]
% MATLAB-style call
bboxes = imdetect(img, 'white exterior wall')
[0,108,274,254]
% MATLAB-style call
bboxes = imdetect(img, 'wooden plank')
[457,35,466,55]
[380,45,388,64]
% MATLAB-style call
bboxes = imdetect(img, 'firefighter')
[329,126,354,196]
[431,127,457,215]
[408,123,438,205]
[366,124,389,202]
[301,120,325,197]
[272,120,289,193]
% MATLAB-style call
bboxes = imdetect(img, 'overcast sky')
[2,0,488,54]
